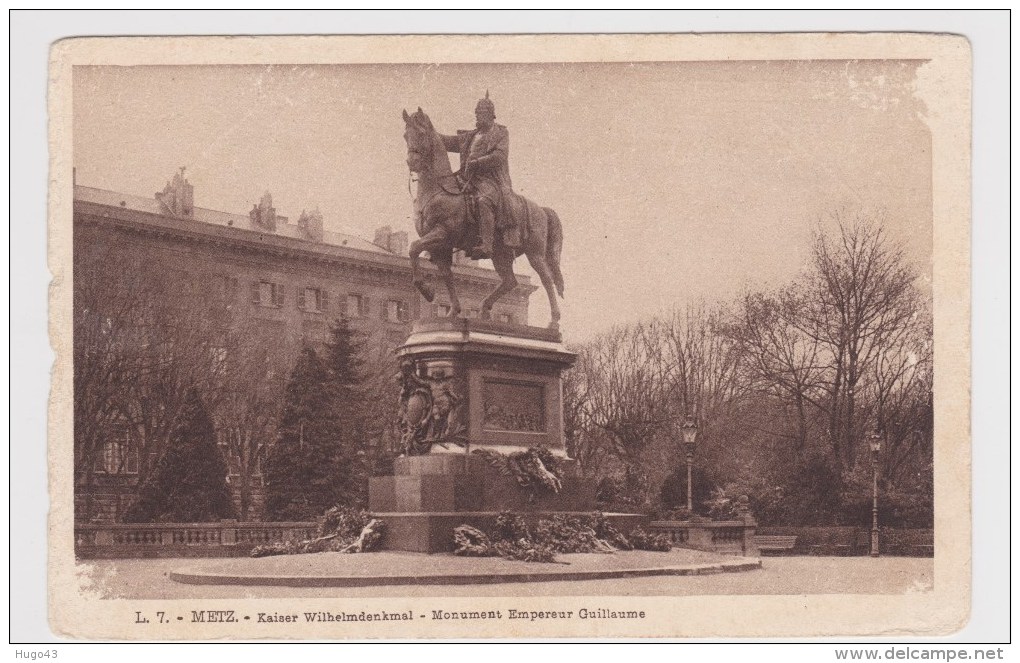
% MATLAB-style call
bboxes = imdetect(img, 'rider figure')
[439,91,512,260]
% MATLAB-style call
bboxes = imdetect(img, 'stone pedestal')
[397,318,576,456]
[370,319,647,552]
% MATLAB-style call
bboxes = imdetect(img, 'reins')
[407,123,471,240]
[407,124,470,199]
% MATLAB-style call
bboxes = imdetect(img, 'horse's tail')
[543,207,565,297]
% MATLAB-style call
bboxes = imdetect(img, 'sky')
[73,60,932,342]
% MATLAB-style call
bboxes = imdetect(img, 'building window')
[498,313,514,324]
[437,303,452,318]
[386,300,410,323]
[298,287,328,313]
[117,495,138,520]
[252,281,284,308]
[346,294,369,318]
[96,425,138,475]
[466,308,480,319]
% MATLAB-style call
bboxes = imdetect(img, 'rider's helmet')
[475,90,495,118]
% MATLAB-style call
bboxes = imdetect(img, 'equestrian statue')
[402,92,565,329]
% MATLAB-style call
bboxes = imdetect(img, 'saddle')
[459,176,527,250]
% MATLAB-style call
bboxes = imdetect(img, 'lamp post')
[868,428,884,557]
[681,415,699,512]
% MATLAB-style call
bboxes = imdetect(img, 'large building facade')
[73,169,533,522]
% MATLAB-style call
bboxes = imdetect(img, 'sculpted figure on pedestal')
[397,359,466,456]
[402,95,566,330]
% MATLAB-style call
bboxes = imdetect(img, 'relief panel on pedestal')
[481,379,545,433]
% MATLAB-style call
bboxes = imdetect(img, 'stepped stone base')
[369,455,644,552]
[369,455,596,514]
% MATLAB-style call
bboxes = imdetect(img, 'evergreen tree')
[264,345,340,520]
[123,388,234,523]
[325,316,365,390]
[322,317,371,506]
[263,319,372,521]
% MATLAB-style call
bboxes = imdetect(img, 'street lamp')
[681,415,699,512]
[868,428,884,557]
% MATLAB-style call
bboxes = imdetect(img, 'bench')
[754,535,797,555]
[811,543,853,556]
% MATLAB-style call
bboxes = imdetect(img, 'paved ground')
[170,548,759,587]
[77,555,933,599]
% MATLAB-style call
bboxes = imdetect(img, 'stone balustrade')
[74,520,317,559]
[649,519,759,557]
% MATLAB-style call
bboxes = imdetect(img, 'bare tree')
[74,250,234,520]
[561,211,931,523]
[210,325,288,521]
[574,324,670,502]
[562,359,611,477]
[867,309,933,487]
[73,252,149,519]
[115,273,230,488]
[723,288,827,450]
[796,211,921,469]
[658,305,746,429]
[581,325,667,462]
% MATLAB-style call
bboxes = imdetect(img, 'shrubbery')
[626,527,673,552]
[658,467,716,513]
[643,453,933,530]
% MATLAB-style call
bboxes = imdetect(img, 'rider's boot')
[469,205,496,260]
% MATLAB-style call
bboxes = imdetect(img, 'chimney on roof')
[250,191,277,231]
[374,225,392,250]
[388,230,408,256]
[155,167,194,218]
[374,226,408,255]
[297,207,324,242]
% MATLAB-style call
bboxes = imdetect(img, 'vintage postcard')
[49,33,971,640]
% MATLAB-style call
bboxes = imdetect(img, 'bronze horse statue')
[402,108,565,329]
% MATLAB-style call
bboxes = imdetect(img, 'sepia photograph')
[43,30,975,641]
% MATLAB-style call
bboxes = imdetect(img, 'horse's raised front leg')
[526,252,562,330]
[480,248,518,320]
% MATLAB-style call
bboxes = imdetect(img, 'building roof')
[74,185,390,255]
[73,183,536,297]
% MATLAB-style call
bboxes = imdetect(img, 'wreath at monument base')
[471,446,563,498]
[452,511,672,563]
[250,506,386,557]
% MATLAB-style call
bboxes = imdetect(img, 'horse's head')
[402,107,435,174]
